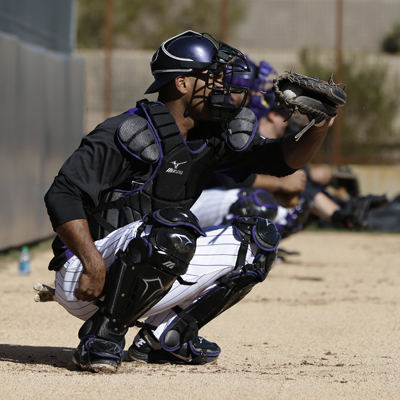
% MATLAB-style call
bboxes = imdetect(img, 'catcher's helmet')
[248,60,277,119]
[228,57,278,119]
[226,56,258,88]
[145,30,251,122]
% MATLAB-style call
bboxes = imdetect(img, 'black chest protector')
[87,100,257,240]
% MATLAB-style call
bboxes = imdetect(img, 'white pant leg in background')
[274,205,290,227]
[54,223,258,330]
[190,188,240,227]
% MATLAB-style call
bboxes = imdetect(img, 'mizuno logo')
[166,160,187,175]
[171,160,187,169]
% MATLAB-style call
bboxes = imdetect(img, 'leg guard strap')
[233,216,281,267]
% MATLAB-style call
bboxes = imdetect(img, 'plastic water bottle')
[19,246,31,276]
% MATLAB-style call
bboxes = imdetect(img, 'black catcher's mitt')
[272,72,347,140]
[330,165,360,199]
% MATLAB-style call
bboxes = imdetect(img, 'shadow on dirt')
[0,344,75,370]
[290,276,323,281]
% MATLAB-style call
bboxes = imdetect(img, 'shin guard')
[158,216,280,353]
[83,207,205,340]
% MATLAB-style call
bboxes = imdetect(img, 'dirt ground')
[1,230,400,400]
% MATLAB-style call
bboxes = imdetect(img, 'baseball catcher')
[38,30,339,374]
[272,72,347,140]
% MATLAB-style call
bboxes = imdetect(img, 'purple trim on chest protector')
[187,139,209,154]
[226,118,258,152]
[121,105,209,154]
[116,116,161,164]
[114,107,164,197]
[120,107,139,115]
[152,101,210,155]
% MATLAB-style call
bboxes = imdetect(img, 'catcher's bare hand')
[279,169,307,194]
[75,257,106,302]
[55,219,107,303]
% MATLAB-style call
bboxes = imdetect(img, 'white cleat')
[33,283,57,303]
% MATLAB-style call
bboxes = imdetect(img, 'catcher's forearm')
[56,219,104,273]
[281,119,333,170]
[309,192,340,221]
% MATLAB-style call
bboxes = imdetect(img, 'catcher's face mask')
[145,30,250,123]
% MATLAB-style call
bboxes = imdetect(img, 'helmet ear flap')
[145,31,218,94]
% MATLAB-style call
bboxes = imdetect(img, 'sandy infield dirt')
[1,230,400,400]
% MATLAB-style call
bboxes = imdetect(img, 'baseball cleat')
[128,328,220,365]
[72,337,124,373]
[33,283,57,303]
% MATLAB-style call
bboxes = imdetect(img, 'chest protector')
[87,100,257,240]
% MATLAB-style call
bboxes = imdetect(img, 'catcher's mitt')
[272,72,347,140]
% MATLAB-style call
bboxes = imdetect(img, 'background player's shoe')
[72,337,124,373]
[128,328,220,365]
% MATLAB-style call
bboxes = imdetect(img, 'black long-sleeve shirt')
[45,108,296,232]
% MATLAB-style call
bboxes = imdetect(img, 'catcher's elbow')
[327,117,336,128]
[315,117,335,129]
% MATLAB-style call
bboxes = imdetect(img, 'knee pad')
[156,216,281,354]
[232,215,281,271]
[223,188,278,224]
[94,207,205,334]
